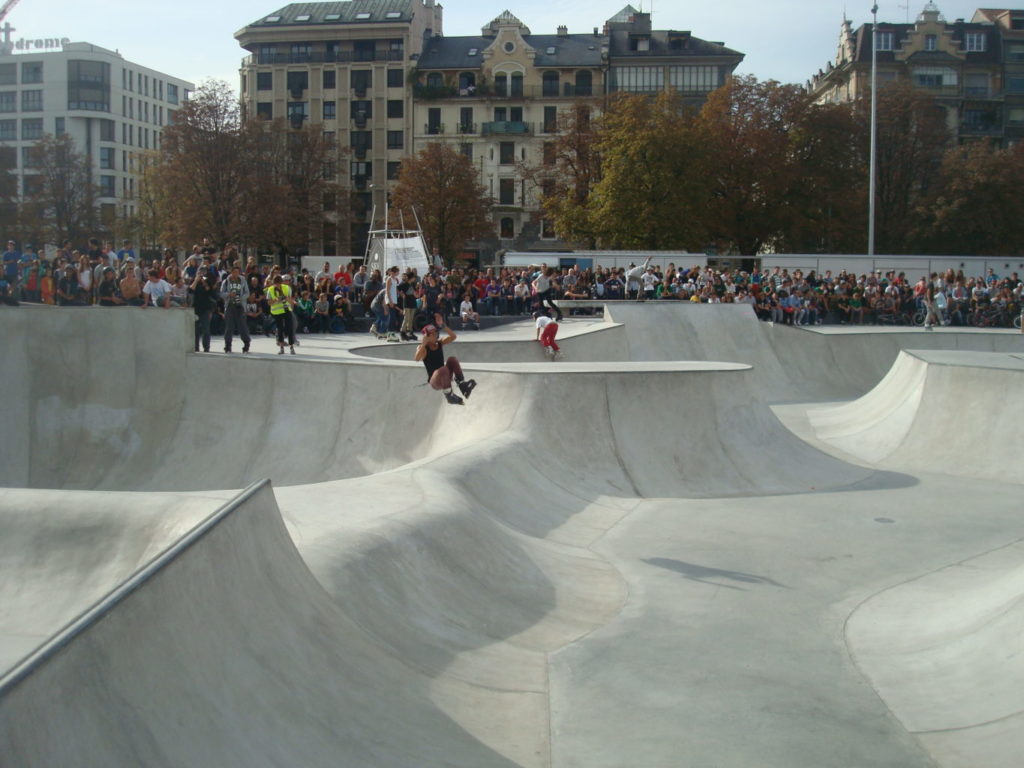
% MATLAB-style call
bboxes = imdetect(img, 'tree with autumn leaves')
[390,142,492,265]
[146,79,338,257]
[532,75,1022,257]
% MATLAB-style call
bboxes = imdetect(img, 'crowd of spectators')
[3,241,1021,331]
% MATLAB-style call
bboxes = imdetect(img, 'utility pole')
[868,4,879,259]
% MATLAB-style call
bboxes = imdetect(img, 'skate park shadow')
[642,558,789,591]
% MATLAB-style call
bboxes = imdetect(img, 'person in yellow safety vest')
[266,273,297,355]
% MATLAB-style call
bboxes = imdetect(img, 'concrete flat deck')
[1,303,1023,768]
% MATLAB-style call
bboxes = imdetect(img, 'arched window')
[542,71,559,97]
[510,72,524,97]
[575,71,592,96]
[458,72,477,94]
[495,73,508,97]
[500,217,515,238]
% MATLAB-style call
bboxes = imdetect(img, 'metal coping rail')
[0,479,272,697]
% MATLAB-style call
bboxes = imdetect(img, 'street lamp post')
[868,4,879,259]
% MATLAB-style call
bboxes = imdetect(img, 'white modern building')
[0,41,193,227]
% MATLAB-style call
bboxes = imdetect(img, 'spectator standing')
[399,270,419,341]
[116,239,135,264]
[266,274,297,354]
[221,265,251,353]
[3,240,20,299]
[191,267,218,352]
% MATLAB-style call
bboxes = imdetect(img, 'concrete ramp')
[808,350,1024,481]
[0,481,612,768]
[847,539,1024,767]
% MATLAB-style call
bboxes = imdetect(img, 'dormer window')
[925,34,937,51]
[630,36,650,52]
[964,32,985,52]
[876,31,894,51]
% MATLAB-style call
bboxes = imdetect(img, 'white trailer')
[498,250,707,273]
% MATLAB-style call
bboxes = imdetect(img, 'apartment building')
[808,3,1024,146]
[235,0,443,257]
[412,6,744,259]
[0,41,194,229]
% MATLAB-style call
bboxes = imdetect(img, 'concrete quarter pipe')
[1,303,1023,768]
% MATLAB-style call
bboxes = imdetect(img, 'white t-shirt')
[143,278,172,304]
[460,299,475,317]
[535,315,554,332]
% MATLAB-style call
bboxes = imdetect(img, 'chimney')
[594,26,599,36]
[557,25,568,37]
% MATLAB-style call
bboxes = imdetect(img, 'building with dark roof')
[808,3,1024,146]
[234,3,743,259]
[235,0,443,257]
[412,6,743,261]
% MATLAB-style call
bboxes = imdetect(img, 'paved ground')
[1,303,1022,767]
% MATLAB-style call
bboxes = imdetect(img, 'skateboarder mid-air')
[414,319,477,405]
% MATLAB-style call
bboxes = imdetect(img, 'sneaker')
[458,379,477,399]
[290,346,297,355]
[544,346,554,357]
[224,349,233,354]
[278,347,284,355]
[444,390,464,406]
[242,347,250,354]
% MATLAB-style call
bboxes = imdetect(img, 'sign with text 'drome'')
[1,23,69,55]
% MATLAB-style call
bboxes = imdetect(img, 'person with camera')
[191,266,219,352]
[220,264,251,354]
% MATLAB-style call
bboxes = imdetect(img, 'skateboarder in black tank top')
[414,320,477,405]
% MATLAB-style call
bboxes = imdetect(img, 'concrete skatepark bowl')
[1,302,1023,767]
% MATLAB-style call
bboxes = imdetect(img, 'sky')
[5,0,998,90]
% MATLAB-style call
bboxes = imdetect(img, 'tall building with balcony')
[412,7,743,260]
[808,3,1024,146]
[235,0,443,257]
[0,41,193,235]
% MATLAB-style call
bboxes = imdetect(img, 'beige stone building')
[808,3,1024,146]
[235,2,742,260]
[412,7,743,261]
[235,0,443,257]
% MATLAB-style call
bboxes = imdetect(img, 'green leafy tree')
[698,76,814,255]
[526,101,603,248]
[244,119,342,257]
[858,80,949,253]
[586,91,709,250]
[150,79,250,248]
[391,142,492,265]
[778,101,867,253]
[24,133,98,246]
[916,141,1024,255]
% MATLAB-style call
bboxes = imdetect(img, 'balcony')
[243,51,404,66]
[959,122,1003,136]
[424,123,445,135]
[413,82,595,101]
[457,122,477,134]
[482,121,532,136]
[352,174,368,191]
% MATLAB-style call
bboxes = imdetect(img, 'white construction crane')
[0,0,20,23]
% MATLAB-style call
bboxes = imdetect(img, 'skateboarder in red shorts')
[535,311,561,360]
